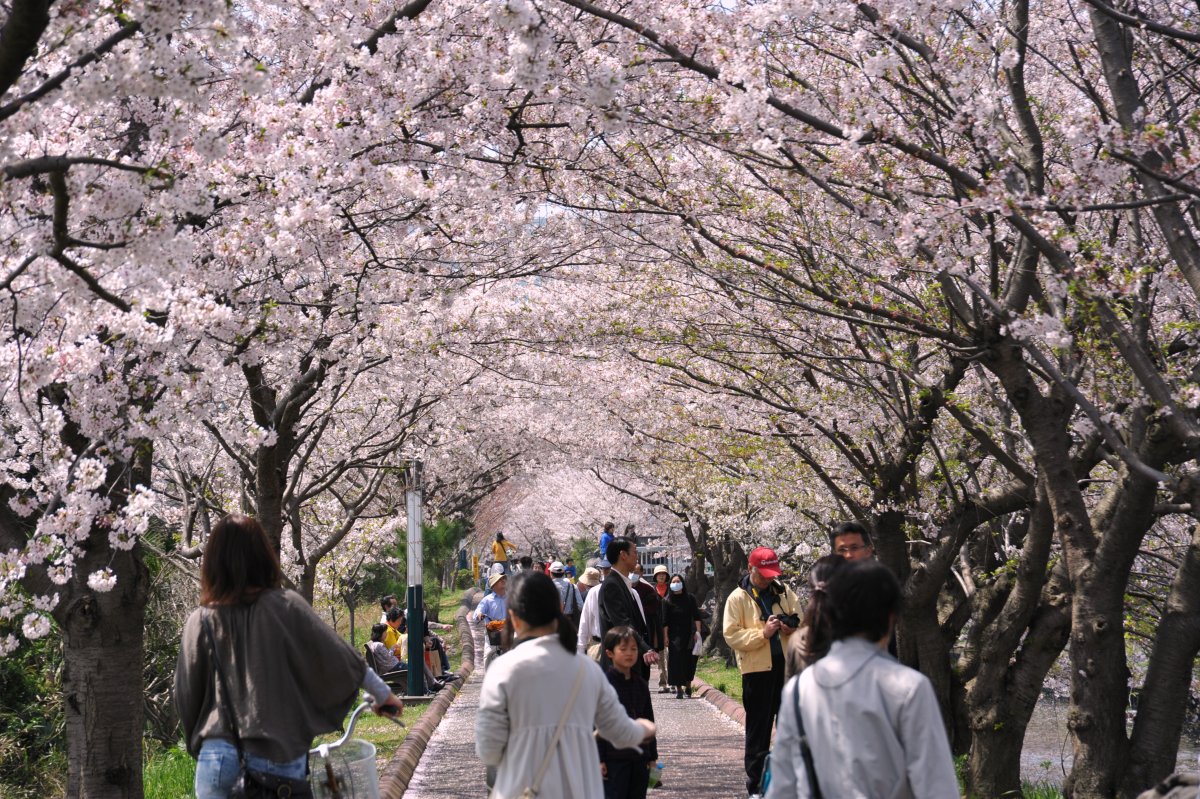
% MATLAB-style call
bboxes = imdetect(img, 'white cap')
[549,560,565,573]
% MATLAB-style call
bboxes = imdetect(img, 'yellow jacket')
[722,578,802,675]
[492,539,517,562]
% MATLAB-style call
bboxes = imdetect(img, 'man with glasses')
[830,520,898,658]
[831,520,875,561]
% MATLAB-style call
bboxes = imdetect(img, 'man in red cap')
[723,546,802,797]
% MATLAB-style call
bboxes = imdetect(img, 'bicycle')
[309,696,404,799]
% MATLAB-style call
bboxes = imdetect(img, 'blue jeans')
[194,738,308,799]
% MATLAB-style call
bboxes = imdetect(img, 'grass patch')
[693,655,742,703]
[312,701,425,767]
[144,742,196,799]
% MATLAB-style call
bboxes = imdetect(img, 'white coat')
[476,635,648,799]
[576,585,602,654]
[765,637,959,799]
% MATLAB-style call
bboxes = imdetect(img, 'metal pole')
[406,460,425,697]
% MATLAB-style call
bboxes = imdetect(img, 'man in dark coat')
[597,537,659,680]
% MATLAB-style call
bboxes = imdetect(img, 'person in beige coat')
[723,546,802,797]
[476,571,654,799]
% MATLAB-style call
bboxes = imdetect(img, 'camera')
[775,613,801,628]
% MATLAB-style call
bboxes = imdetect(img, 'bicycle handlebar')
[310,694,402,757]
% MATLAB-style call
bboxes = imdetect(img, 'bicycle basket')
[309,739,379,799]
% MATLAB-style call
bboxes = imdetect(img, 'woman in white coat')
[765,560,958,799]
[476,570,655,799]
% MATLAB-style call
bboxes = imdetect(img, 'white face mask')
[670,582,683,593]
[629,572,640,584]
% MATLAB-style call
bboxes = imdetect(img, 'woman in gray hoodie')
[175,514,403,799]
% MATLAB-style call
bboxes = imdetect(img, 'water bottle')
[648,762,664,789]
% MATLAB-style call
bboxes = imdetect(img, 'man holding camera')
[723,546,802,798]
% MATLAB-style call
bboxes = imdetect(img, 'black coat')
[662,592,703,685]
[598,572,652,678]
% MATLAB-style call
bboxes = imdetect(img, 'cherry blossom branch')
[0,18,141,122]
[2,155,166,180]
[959,273,1175,487]
[297,0,436,104]
[1083,0,1200,45]
[43,170,132,313]
[0,0,51,102]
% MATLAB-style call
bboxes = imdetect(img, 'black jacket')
[598,571,652,676]
[597,666,658,762]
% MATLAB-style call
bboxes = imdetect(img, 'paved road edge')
[379,612,479,799]
[690,676,746,726]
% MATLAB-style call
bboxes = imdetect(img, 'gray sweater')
[175,588,367,762]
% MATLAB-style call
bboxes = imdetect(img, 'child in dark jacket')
[599,626,658,799]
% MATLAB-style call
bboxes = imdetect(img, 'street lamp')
[405,459,425,697]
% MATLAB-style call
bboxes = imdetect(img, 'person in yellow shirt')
[491,532,517,574]
[382,607,404,652]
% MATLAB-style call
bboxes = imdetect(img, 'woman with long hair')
[476,570,655,799]
[492,531,517,574]
[175,514,402,799]
[784,554,846,680]
[660,574,703,698]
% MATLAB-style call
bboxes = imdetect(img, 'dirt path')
[402,666,748,799]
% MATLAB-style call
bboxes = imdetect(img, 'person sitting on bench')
[368,623,444,692]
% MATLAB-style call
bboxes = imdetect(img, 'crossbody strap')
[795,679,823,799]
[201,611,246,760]
[528,662,588,797]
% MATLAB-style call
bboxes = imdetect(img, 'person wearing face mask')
[660,574,704,700]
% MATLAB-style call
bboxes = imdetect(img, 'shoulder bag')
[202,613,313,799]
[761,678,822,799]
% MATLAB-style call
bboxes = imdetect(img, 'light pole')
[405,459,425,697]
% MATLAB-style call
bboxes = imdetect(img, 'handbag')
[495,661,587,799]
[202,614,313,799]
[761,678,822,798]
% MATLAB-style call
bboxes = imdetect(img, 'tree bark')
[1121,520,1200,797]
[60,546,149,798]
[962,477,1072,796]
[704,537,746,664]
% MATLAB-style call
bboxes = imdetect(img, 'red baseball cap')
[749,547,783,579]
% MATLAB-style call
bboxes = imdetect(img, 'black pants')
[742,660,785,795]
[604,759,649,799]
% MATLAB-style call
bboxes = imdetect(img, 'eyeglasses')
[836,544,870,556]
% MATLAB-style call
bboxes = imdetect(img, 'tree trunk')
[1120,520,1200,797]
[684,553,713,609]
[60,546,149,798]
[966,719,1026,799]
[966,589,1072,797]
[704,537,746,665]
[255,441,287,554]
[961,480,1073,795]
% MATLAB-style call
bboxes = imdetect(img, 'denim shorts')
[194,738,308,799]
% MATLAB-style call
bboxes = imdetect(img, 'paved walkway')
[402,666,748,799]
